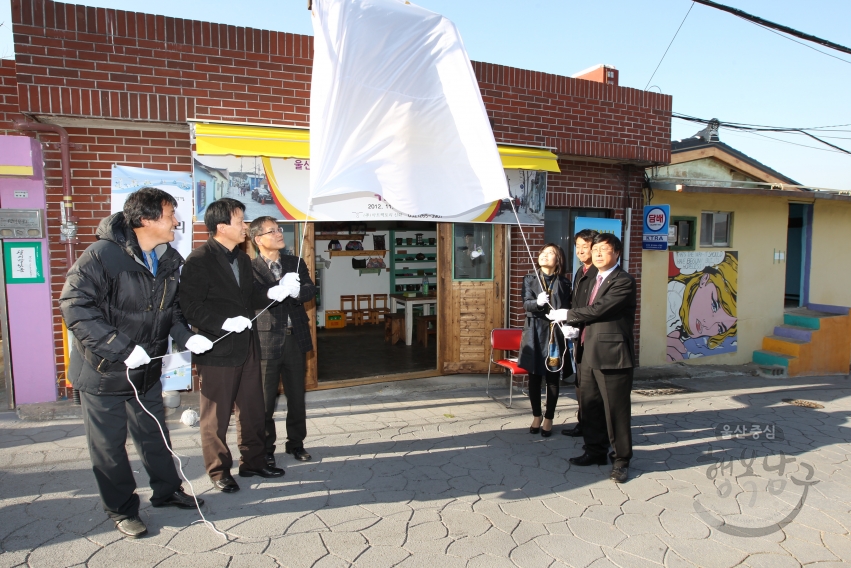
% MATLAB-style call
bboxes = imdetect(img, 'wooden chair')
[415,314,437,347]
[486,328,529,408]
[340,295,356,325]
[370,293,390,324]
[385,313,405,345]
[356,294,372,325]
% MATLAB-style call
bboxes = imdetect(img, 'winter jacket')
[252,255,316,359]
[60,213,194,396]
[518,272,572,375]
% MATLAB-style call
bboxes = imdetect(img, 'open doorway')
[785,203,812,308]
[314,221,438,383]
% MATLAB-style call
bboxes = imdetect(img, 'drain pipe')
[12,119,78,270]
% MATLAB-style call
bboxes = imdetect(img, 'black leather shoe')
[529,417,542,434]
[610,466,629,483]
[115,515,147,538]
[569,453,608,466]
[153,489,204,509]
[265,453,276,467]
[561,424,583,437]
[213,477,240,493]
[541,427,552,438]
[239,465,285,478]
[287,447,312,461]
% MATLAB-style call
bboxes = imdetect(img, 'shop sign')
[643,205,670,251]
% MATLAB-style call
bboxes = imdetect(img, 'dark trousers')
[80,382,181,522]
[197,337,267,480]
[260,333,307,455]
[578,357,633,466]
[528,371,560,420]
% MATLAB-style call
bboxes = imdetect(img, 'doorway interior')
[784,203,812,309]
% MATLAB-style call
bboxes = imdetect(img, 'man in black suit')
[248,216,316,466]
[548,232,636,483]
[180,199,290,492]
[561,229,598,438]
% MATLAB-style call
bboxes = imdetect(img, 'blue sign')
[574,217,622,239]
[643,205,670,251]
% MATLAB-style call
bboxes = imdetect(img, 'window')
[669,216,697,251]
[700,212,732,247]
[544,208,611,275]
[452,224,493,280]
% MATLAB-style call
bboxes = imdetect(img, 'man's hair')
[537,243,566,277]
[248,216,278,250]
[592,232,623,256]
[123,187,177,229]
[574,228,598,244]
[204,198,246,235]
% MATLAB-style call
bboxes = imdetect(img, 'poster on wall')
[192,154,546,224]
[667,251,738,361]
[3,241,44,284]
[110,165,194,260]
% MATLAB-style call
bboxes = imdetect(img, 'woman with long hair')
[518,243,572,437]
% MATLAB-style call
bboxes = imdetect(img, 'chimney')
[571,64,618,87]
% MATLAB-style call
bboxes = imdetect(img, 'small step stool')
[385,313,405,345]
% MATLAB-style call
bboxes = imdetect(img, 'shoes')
[561,424,583,437]
[115,515,148,538]
[239,465,285,478]
[541,428,552,438]
[610,466,629,483]
[530,416,542,434]
[152,488,204,509]
[213,476,240,493]
[265,453,276,467]
[569,452,609,466]
[287,447,312,461]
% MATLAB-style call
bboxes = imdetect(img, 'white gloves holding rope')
[536,292,549,306]
[185,335,214,354]
[124,345,152,369]
[222,316,252,333]
[267,272,301,302]
[545,309,580,340]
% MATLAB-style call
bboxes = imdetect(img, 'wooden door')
[300,222,318,389]
[437,223,506,373]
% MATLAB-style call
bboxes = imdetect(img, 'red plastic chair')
[487,328,529,408]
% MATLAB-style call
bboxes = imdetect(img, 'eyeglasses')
[592,247,615,255]
[257,227,285,238]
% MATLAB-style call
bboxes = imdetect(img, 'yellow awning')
[194,123,310,159]
[194,123,560,172]
[497,145,560,172]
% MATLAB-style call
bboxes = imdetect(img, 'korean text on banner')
[310,0,509,216]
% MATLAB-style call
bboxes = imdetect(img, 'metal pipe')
[12,119,78,270]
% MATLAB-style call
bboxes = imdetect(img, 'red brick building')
[2,0,671,396]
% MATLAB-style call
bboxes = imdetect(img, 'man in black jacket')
[248,217,316,465]
[561,229,598,438]
[179,199,289,493]
[548,233,636,483]
[60,188,214,538]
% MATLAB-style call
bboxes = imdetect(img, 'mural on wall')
[667,251,738,361]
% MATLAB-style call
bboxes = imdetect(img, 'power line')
[721,128,851,155]
[692,0,851,56]
[644,2,694,90]
[749,20,851,66]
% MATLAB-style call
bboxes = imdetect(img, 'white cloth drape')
[310,0,509,216]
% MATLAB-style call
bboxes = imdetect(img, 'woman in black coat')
[518,243,571,437]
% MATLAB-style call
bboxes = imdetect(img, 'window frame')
[700,211,733,248]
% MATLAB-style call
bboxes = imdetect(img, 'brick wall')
[0,59,23,130]
[10,0,670,380]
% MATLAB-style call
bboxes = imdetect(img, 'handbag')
[372,234,386,250]
[345,240,364,251]
[352,258,367,268]
[366,257,386,268]
[328,239,342,251]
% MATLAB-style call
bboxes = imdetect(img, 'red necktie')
[581,275,604,344]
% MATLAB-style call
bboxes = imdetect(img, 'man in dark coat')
[60,188,214,538]
[179,198,289,493]
[561,229,598,438]
[248,216,317,465]
[548,233,637,483]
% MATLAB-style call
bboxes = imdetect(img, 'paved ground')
[1,372,851,567]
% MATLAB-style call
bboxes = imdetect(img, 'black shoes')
[529,417,542,434]
[115,515,148,538]
[213,476,240,493]
[287,447,312,461]
[265,453,276,467]
[610,466,629,483]
[153,488,204,509]
[569,452,609,466]
[239,465,285,478]
[561,424,583,437]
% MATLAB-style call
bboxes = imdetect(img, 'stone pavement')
[1,372,850,567]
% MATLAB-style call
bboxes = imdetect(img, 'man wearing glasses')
[547,232,636,483]
[248,216,316,466]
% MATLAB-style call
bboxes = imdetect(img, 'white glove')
[281,271,300,287]
[222,316,252,333]
[546,308,569,323]
[285,280,301,299]
[185,335,214,354]
[560,325,580,340]
[267,284,289,302]
[124,345,151,369]
[536,292,549,306]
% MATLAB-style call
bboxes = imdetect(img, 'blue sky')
[2,0,849,189]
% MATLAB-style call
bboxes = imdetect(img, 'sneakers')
[115,515,148,538]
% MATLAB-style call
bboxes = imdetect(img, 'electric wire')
[644,2,695,90]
